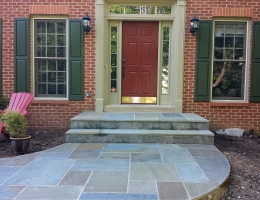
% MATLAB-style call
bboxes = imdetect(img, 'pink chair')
[0,92,34,134]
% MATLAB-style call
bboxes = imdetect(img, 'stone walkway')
[0,143,230,200]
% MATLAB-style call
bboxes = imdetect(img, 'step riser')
[66,134,214,145]
[71,121,209,130]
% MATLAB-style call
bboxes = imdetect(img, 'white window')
[34,20,67,98]
[212,22,247,100]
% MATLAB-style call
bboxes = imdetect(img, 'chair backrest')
[7,92,34,114]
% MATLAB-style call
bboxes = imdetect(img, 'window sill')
[31,99,69,105]
[210,102,250,107]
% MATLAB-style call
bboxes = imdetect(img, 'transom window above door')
[34,20,67,98]
[109,5,171,14]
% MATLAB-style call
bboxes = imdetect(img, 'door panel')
[122,21,158,104]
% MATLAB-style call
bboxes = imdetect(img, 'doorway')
[121,22,158,104]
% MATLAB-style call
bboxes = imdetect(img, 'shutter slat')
[250,22,260,102]
[69,20,84,100]
[194,21,212,102]
[14,18,29,92]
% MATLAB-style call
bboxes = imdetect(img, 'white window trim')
[31,16,69,100]
[211,18,250,102]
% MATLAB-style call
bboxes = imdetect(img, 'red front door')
[122,22,158,104]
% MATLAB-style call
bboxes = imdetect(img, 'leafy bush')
[0,111,28,138]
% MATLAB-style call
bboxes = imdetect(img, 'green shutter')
[250,22,260,102]
[14,18,29,93]
[0,18,2,97]
[69,19,84,100]
[194,20,213,102]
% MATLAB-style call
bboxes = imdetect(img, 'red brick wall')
[184,0,260,132]
[1,0,260,132]
[0,0,96,129]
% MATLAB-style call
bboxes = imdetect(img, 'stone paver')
[0,143,230,200]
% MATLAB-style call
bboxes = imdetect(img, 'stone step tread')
[71,112,209,122]
[66,129,214,136]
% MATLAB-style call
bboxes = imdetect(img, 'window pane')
[111,80,117,89]
[37,34,46,45]
[163,41,169,53]
[47,22,55,33]
[111,41,117,53]
[212,61,244,99]
[57,35,65,46]
[235,24,245,36]
[162,54,168,67]
[48,60,56,71]
[57,47,66,57]
[215,37,224,48]
[37,22,46,33]
[57,22,66,34]
[47,47,55,57]
[111,67,117,79]
[111,54,117,66]
[234,49,244,60]
[235,37,244,48]
[36,60,47,71]
[58,84,66,94]
[58,60,66,71]
[48,72,56,82]
[47,35,55,45]
[157,6,171,14]
[225,37,233,48]
[37,46,46,57]
[224,49,234,59]
[58,72,66,83]
[125,6,140,14]
[225,26,234,36]
[38,72,46,82]
[110,5,124,14]
[145,6,155,14]
[48,84,56,94]
[214,48,223,59]
[38,84,47,94]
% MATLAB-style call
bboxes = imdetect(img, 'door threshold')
[104,105,175,113]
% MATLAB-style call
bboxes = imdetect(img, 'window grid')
[162,27,170,94]
[212,22,246,100]
[109,5,171,14]
[35,20,67,98]
[110,27,118,93]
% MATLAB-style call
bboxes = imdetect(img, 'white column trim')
[95,0,105,112]
[172,0,186,112]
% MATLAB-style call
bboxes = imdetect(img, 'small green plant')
[1,111,28,138]
[0,97,9,110]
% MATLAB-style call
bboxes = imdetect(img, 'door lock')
[122,66,125,78]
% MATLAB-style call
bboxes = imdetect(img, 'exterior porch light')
[82,13,91,34]
[190,15,199,36]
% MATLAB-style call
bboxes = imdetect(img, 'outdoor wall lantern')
[190,15,199,36]
[82,13,91,34]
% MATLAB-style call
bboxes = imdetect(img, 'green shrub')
[0,111,28,138]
